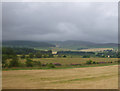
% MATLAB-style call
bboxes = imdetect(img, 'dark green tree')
[26,58,33,67]
[43,54,47,58]
[47,63,55,68]
[2,54,8,68]
[35,52,42,58]
[63,55,67,58]
[48,54,53,58]
[83,55,90,58]
[29,53,34,58]
[2,47,17,68]
[9,56,19,67]
[86,60,92,64]
[33,61,41,67]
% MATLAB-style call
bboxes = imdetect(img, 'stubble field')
[2,65,118,89]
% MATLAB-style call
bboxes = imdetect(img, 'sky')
[2,2,118,43]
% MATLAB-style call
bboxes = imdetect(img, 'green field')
[17,58,118,69]
[3,58,118,71]
[29,58,118,64]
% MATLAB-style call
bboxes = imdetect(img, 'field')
[20,58,118,65]
[79,48,113,52]
[2,58,119,89]
[2,65,118,89]
[50,47,114,52]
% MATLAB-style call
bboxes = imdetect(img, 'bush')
[19,62,26,67]
[92,61,96,64]
[2,63,9,68]
[29,53,34,58]
[33,61,42,67]
[43,54,47,58]
[86,60,92,64]
[47,63,55,68]
[2,54,8,68]
[48,54,53,58]
[26,58,33,67]
[9,56,19,67]
[83,55,90,58]
[63,55,67,58]
[35,52,42,58]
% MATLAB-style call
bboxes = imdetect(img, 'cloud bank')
[2,2,118,43]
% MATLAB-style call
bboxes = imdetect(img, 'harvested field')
[79,48,113,52]
[2,65,118,89]
[21,58,118,65]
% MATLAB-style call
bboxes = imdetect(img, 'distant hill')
[3,40,55,48]
[47,40,118,49]
[2,40,118,50]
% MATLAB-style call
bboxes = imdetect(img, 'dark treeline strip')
[2,47,52,55]
[2,47,54,68]
[2,47,120,69]
[57,51,95,55]
[57,50,118,58]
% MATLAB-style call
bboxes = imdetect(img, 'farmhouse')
[52,51,57,55]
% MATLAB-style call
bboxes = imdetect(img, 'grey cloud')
[2,2,118,43]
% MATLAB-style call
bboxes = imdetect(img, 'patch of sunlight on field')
[2,65,118,89]
[79,48,113,52]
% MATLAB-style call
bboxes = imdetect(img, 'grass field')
[21,58,118,65]
[2,65,118,89]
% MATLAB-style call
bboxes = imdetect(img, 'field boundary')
[2,63,118,71]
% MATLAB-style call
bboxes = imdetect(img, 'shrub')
[19,62,26,67]
[9,56,19,67]
[33,61,42,67]
[86,60,92,64]
[83,55,90,58]
[47,63,55,68]
[63,55,67,58]
[35,53,42,58]
[96,62,99,64]
[29,53,34,58]
[26,58,33,67]
[2,54,8,68]
[43,54,47,58]
[3,62,9,68]
[48,54,53,58]
[92,61,96,64]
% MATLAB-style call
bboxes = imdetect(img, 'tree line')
[2,47,54,68]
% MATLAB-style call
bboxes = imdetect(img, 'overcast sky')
[2,2,118,43]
